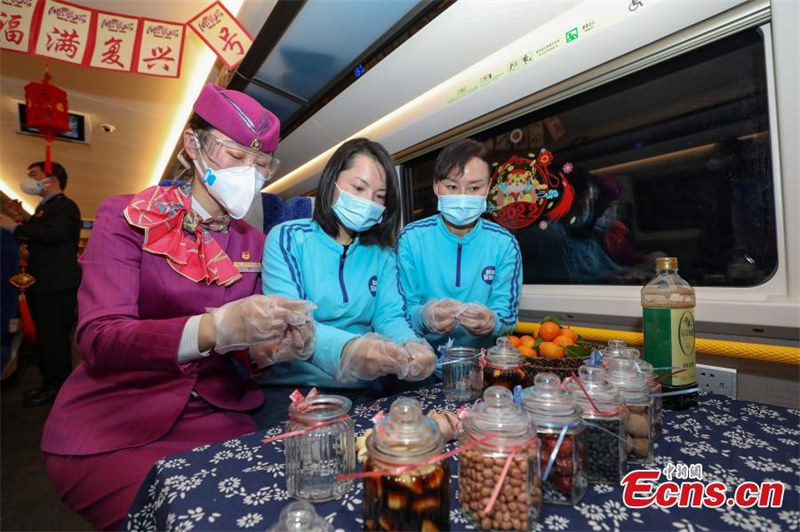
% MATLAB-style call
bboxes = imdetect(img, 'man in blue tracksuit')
[397,139,522,362]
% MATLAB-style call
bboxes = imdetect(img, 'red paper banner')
[136,18,184,78]
[188,1,252,70]
[3,1,250,79]
[89,10,139,72]
[34,0,92,65]
[0,0,40,53]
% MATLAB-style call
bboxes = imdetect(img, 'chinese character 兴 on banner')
[136,18,184,78]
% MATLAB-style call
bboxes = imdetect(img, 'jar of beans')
[459,386,541,531]
[520,373,587,505]
[605,358,654,464]
[483,337,528,392]
[633,359,663,440]
[363,398,449,532]
[564,365,627,485]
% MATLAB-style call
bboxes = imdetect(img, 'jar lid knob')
[533,372,561,390]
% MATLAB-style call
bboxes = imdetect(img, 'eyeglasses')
[196,131,281,184]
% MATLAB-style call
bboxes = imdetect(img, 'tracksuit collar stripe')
[312,220,360,254]
[436,214,483,243]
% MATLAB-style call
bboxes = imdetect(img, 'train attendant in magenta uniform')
[40,84,315,531]
[397,139,522,363]
[256,138,437,409]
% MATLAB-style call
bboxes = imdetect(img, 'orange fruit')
[518,345,536,358]
[539,341,565,359]
[509,335,521,348]
[553,335,575,348]
[520,335,535,348]
[539,321,561,342]
[559,328,579,343]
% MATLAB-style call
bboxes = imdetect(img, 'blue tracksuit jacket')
[257,219,416,388]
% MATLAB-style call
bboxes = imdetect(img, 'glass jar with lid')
[459,386,541,531]
[267,501,333,532]
[483,337,528,391]
[363,397,449,532]
[520,373,587,505]
[634,359,663,440]
[601,339,629,361]
[442,346,483,401]
[565,365,627,484]
[285,394,355,502]
[605,358,654,464]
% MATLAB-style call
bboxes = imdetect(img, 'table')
[125,387,800,531]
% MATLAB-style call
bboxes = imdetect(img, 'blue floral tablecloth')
[125,388,800,531]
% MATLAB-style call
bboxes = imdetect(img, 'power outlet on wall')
[696,364,737,398]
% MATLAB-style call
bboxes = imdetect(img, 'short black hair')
[313,138,401,248]
[433,138,489,183]
[28,161,67,190]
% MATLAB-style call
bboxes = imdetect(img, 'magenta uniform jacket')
[42,193,265,456]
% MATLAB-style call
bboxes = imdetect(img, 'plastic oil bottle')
[641,257,697,409]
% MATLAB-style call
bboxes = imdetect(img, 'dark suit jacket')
[14,193,82,294]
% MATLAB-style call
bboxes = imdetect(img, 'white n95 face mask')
[193,139,257,220]
[193,160,257,220]
[20,177,48,196]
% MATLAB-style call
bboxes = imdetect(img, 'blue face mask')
[333,185,386,232]
[437,194,487,226]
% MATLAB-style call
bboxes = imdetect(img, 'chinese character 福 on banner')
[0,0,39,53]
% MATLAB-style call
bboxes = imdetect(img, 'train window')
[403,28,777,288]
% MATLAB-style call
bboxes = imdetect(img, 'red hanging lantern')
[24,64,69,174]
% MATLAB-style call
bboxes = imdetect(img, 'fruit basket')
[510,318,598,381]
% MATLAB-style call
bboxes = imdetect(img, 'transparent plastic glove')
[209,295,315,354]
[247,320,317,370]
[455,302,496,336]
[403,338,437,381]
[337,333,409,384]
[421,298,462,334]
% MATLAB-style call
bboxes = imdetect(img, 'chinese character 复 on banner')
[89,11,139,72]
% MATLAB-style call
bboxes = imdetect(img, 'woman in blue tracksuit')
[254,138,436,426]
[397,139,523,363]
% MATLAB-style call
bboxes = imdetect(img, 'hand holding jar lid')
[459,386,541,531]
[483,336,528,391]
[520,373,588,505]
[565,365,627,485]
[362,398,450,532]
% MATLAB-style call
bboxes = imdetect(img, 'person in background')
[255,138,436,427]
[397,139,522,365]
[0,162,81,406]
[39,84,314,530]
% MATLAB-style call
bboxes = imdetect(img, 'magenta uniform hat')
[193,83,280,153]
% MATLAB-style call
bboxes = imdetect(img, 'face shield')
[194,130,281,188]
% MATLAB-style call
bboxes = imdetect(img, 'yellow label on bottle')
[643,308,696,387]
